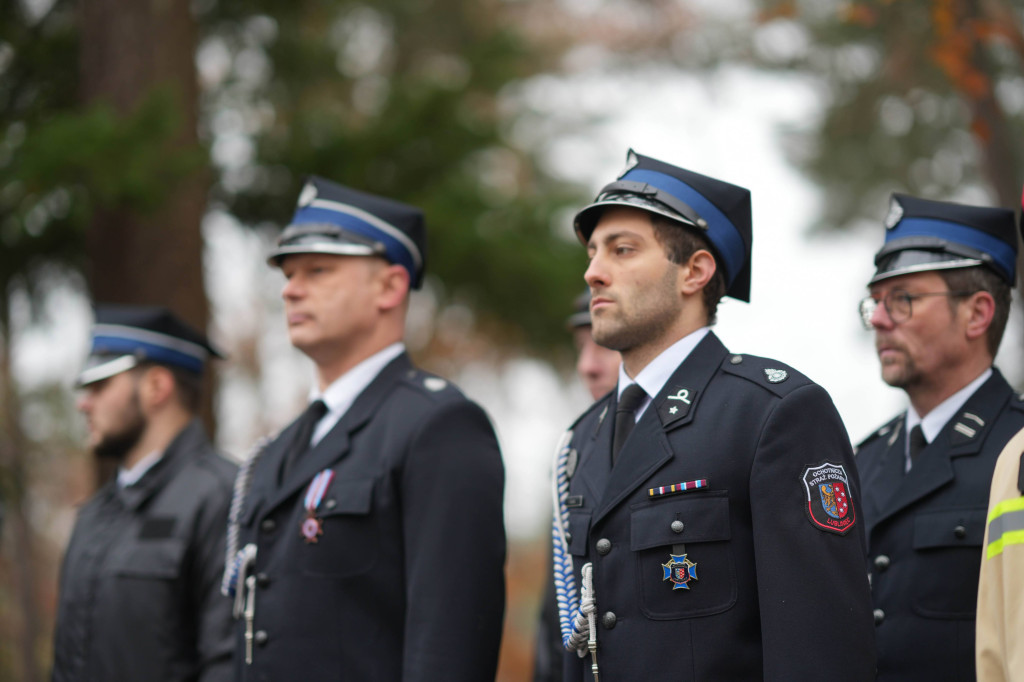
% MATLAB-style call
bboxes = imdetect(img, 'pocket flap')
[568,511,591,556]
[319,478,374,517]
[913,507,986,549]
[112,539,185,579]
[631,494,730,551]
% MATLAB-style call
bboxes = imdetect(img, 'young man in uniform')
[857,193,1024,681]
[53,305,235,682]
[224,177,506,681]
[550,150,875,680]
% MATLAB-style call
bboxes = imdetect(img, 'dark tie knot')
[908,424,928,462]
[617,383,647,414]
[305,399,329,422]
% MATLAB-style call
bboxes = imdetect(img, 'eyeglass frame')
[858,289,978,330]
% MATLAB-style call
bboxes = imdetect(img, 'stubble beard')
[591,266,682,353]
[93,390,147,461]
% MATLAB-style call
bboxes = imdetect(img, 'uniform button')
[873,609,885,625]
[671,520,685,534]
[256,573,270,588]
[260,519,276,533]
[954,525,967,539]
[324,499,337,510]
[730,355,743,364]
[254,630,268,645]
[565,532,572,544]
[601,612,617,629]
[873,555,890,572]
[596,538,612,555]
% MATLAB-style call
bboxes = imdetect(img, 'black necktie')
[280,400,328,481]
[612,384,647,464]
[908,424,928,468]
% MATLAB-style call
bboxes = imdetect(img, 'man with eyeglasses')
[857,193,1024,682]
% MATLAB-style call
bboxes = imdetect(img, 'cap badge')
[298,181,318,208]
[884,198,904,229]
[764,368,788,384]
[662,553,699,590]
[617,149,640,179]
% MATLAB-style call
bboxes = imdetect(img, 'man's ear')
[679,249,717,296]
[377,263,411,312]
[137,366,177,411]
[963,290,995,342]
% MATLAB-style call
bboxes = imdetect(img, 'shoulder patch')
[801,462,857,535]
[720,354,810,397]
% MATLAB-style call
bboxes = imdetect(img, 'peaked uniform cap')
[871,192,1019,286]
[267,176,427,289]
[567,290,592,329]
[78,305,222,387]
[573,149,753,302]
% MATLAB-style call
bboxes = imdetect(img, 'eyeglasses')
[858,290,976,330]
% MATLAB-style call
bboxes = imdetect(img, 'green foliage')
[753,0,1024,229]
[199,0,589,352]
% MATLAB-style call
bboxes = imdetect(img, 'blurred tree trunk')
[77,0,213,480]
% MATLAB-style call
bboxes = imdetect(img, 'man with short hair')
[224,177,506,681]
[857,193,1024,681]
[53,305,236,682]
[550,150,875,680]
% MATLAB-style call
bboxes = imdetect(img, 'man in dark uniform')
[549,150,875,680]
[856,193,1024,681]
[223,177,506,681]
[53,305,236,682]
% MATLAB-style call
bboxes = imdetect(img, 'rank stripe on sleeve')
[986,496,1024,559]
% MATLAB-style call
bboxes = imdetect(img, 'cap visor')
[77,355,139,387]
[870,250,983,284]
[574,197,698,243]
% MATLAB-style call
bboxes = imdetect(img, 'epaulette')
[719,353,812,398]
[400,368,460,400]
[856,414,903,451]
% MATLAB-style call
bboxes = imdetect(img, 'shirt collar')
[118,449,163,488]
[906,366,993,445]
[309,342,405,445]
[616,327,710,420]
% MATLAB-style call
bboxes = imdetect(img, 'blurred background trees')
[2,0,1023,679]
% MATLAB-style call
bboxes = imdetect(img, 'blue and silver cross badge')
[662,553,698,590]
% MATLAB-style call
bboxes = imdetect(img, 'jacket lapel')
[873,370,1012,525]
[576,398,614,505]
[264,353,412,513]
[593,332,728,525]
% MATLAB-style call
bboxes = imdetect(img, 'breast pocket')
[631,492,736,619]
[911,507,987,619]
[110,538,186,579]
[300,478,378,578]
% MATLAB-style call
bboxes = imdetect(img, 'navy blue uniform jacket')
[857,369,1024,681]
[233,353,506,682]
[560,332,876,681]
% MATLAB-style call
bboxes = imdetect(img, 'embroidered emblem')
[662,553,698,590]
[884,197,904,229]
[424,377,447,392]
[669,406,678,415]
[764,368,788,384]
[667,388,692,404]
[649,479,708,499]
[801,463,856,535]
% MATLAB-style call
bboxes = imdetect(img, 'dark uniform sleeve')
[399,399,506,681]
[749,383,876,680]
[191,468,236,682]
